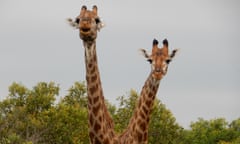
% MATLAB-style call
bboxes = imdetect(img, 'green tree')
[2,81,239,144]
[0,82,59,143]
[25,82,59,114]
[229,118,240,132]
[228,118,240,144]
[114,89,137,132]
[182,118,240,144]
[113,89,183,143]
[62,82,87,107]
[42,81,89,144]
[0,81,90,144]
[148,99,183,144]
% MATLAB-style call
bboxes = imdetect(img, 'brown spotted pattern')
[117,39,177,143]
[118,75,160,144]
[69,5,117,144]
[69,5,177,143]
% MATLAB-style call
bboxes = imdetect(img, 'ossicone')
[92,5,98,15]
[153,39,159,46]
[92,5,98,10]
[81,5,87,10]
[162,39,168,47]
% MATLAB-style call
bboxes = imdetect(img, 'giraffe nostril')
[155,68,161,72]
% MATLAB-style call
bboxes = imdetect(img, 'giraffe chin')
[152,72,164,80]
[80,34,96,42]
[80,30,97,41]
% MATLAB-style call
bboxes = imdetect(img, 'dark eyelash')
[166,59,171,64]
[147,59,152,64]
[75,18,80,24]
[95,18,100,24]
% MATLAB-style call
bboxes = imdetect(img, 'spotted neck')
[119,72,160,143]
[83,41,116,143]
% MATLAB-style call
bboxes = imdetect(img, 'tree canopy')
[0,82,239,143]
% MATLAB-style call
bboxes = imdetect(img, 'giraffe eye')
[95,18,100,24]
[147,59,152,64]
[166,59,171,64]
[75,18,80,24]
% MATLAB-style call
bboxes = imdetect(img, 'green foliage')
[114,89,137,132]
[41,104,88,144]
[113,89,183,143]
[26,82,58,114]
[62,82,87,107]
[43,82,89,143]
[0,82,59,143]
[182,118,240,144]
[0,81,88,144]
[148,99,184,144]
[0,81,239,143]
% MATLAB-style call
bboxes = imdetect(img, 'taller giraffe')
[118,39,178,143]
[68,5,117,144]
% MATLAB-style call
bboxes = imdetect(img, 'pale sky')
[0,0,239,128]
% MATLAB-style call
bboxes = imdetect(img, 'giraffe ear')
[166,49,178,64]
[67,18,79,28]
[139,49,152,64]
[169,49,178,59]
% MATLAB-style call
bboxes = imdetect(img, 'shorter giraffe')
[118,39,178,143]
[141,39,178,79]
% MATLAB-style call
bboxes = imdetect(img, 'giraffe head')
[140,39,178,80]
[67,5,104,41]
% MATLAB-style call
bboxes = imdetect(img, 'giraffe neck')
[83,41,116,144]
[134,74,160,142]
[119,73,160,143]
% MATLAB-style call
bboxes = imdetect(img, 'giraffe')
[118,39,178,143]
[68,5,178,144]
[68,5,117,144]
